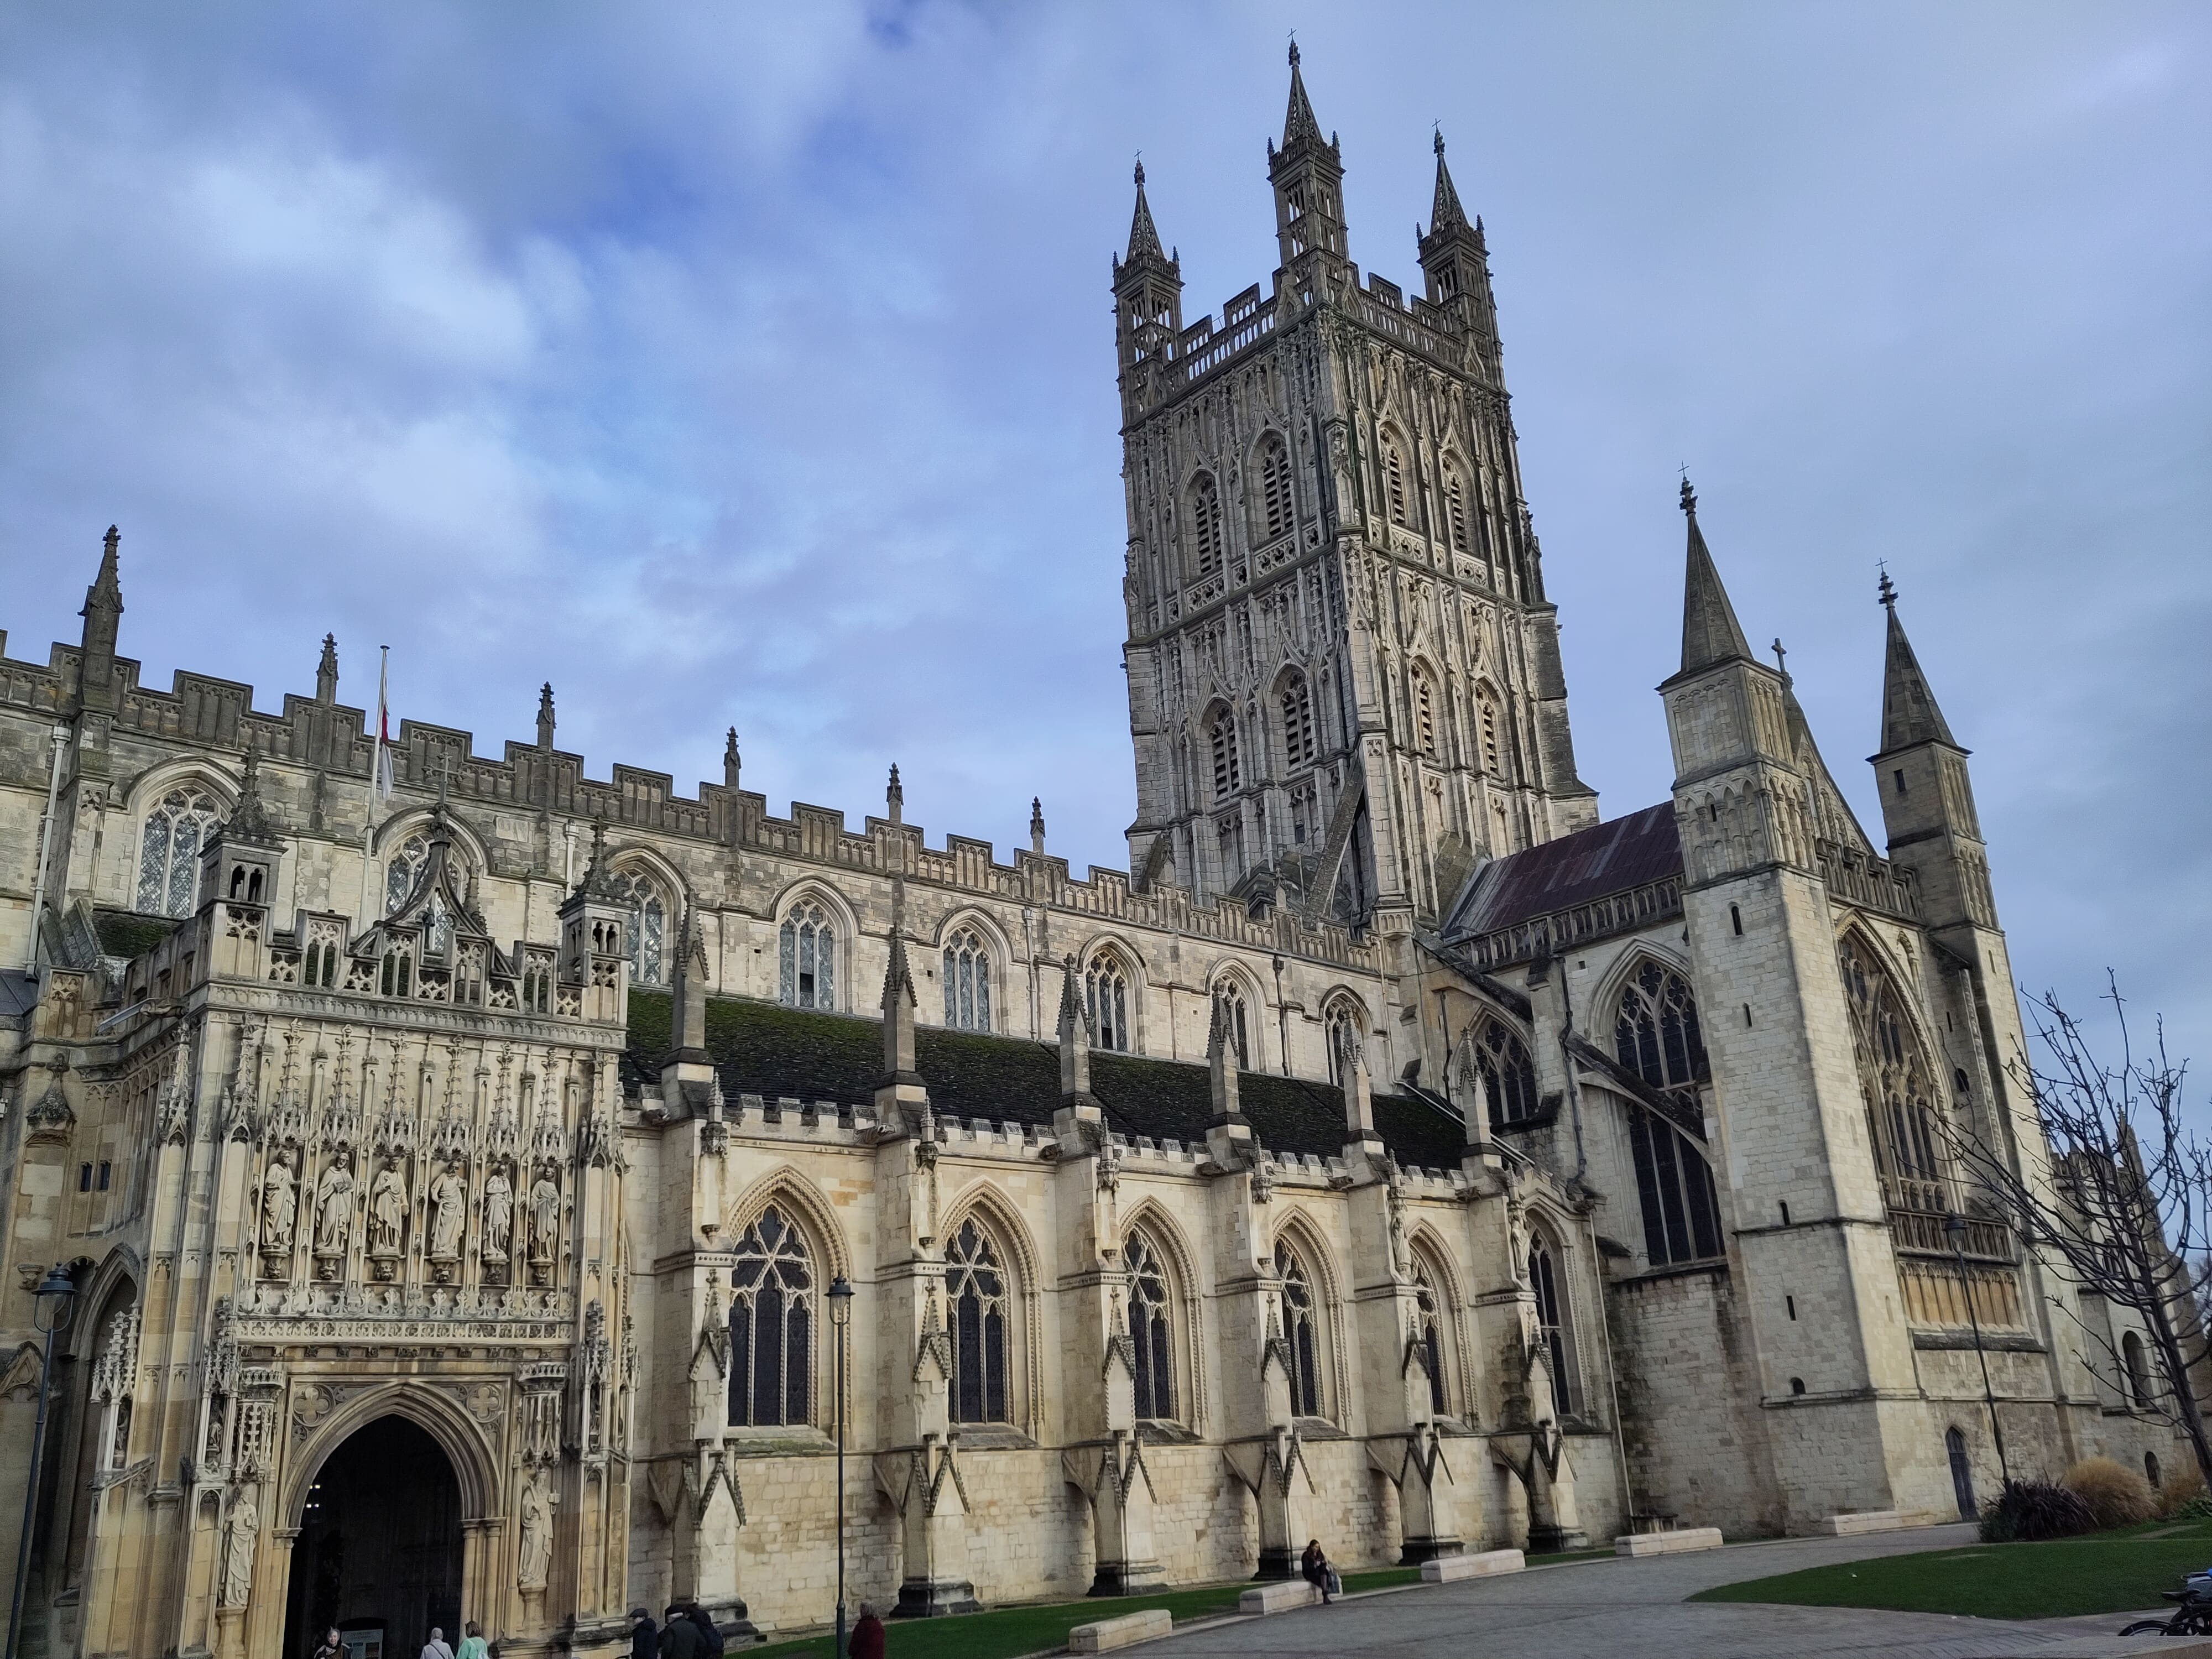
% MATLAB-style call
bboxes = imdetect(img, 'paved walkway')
[1140,1525,2209,1659]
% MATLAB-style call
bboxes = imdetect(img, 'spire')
[670,903,709,1065]
[1677,478,1754,675]
[1877,578,1958,752]
[577,813,622,899]
[880,914,919,1084]
[536,682,556,750]
[1206,995,1243,1124]
[226,741,281,845]
[84,525,123,619]
[723,727,741,791]
[1125,160,1166,265]
[316,634,339,705]
[1029,796,1046,857]
[1428,129,1470,236]
[886,763,903,825]
[1281,40,1324,149]
[1056,954,1092,1100]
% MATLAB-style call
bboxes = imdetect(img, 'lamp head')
[33,1264,77,1334]
[1944,1212,1967,1239]
[827,1274,853,1329]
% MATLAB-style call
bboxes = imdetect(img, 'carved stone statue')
[528,1173,560,1264]
[427,1162,467,1260]
[517,1466,555,1589]
[314,1156,355,1256]
[260,1152,296,1254]
[221,1485,260,1606]
[368,1160,407,1257]
[481,1166,513,1263]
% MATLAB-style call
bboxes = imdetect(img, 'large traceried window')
[1087,953,1133,1053]
[1279,672,1316,771]
[943,927,992,1032]
[611,867,667,986]
[728,1204,813,1428]
[946,1219,1009,1423]
[1188,474,1225,578]
[137,788,222,917]
[384,832,431,916]
[1529,1235,1575,1416]
[1412,1255,1449,1417]
[1212,980,1252,1069]
[1615,959,1723,1266]
[1125,1232,1176,1420]
[1840,936,1944,1212]
[779,900,836,1011]
[1470,1018,1540,1127]
[1275,1241,1324,1417]
[1257,434,1294,542]
[1209,706,1241,799]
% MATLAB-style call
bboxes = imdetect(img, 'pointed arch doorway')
[282,1417,464,1659]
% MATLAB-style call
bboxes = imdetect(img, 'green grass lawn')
[743,1568,1421,1658]
[1692,1517,2212,1621]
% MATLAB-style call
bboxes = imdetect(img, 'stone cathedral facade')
[0,50,2181,1659]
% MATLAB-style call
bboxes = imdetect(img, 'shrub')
[1978,1479,2098,1543]
[2161,1462,2208,1517]
[2060,1456,2155,1529]
[2169,1493,2212,1522]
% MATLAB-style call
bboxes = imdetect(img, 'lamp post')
[827,1275,853,1659]
[1946,1212,2012,1488]
[6,1266,78,1659]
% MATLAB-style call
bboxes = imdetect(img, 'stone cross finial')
[887,763,903,825]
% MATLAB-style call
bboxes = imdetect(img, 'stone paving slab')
[1134,1524,2210,1659]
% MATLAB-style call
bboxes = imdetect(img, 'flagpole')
[359,645,390,924]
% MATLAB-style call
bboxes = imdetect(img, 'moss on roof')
[627,992,1470,1172]
[93,910,180,962]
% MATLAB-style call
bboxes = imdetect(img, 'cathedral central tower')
[1116,48,1595,926]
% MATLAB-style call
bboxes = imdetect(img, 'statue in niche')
[517,1466,555,1589]
[259,1151,296,1255]
[314,1155,356,1257]
[428,1161,467,1260]
[529,1171,560,1265]
[482,1166,514,1264]
[221,1484,260,1606]
[368,1159,407,1257]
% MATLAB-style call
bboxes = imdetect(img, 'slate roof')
[626,992,1470,1172]
[1443,802,1682,944]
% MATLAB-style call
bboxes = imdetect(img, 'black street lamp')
[6,1265,77,1659]
[1946,1212,2012,1489]
[827,1275,854,1659]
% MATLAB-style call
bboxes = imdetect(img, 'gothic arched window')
[1528,1235,1575,1416]
[1188,474,1225,579]
[946,1219,1009,1423]
[1479,698,1501,776]
[943,927,992,1032]
[1209,706,1241,799]
[1213,980,1251,1070]
[1279,672,1316,771]
[1383,442,1408,526]
[137,788,222,917]
[1325,1001,1363,1088]
[1256,434,1294,542]
[611,867,667,986]
[1839,936,1943,1212]
[1443,466,1470,554]
[1412,1254,1449,1417]
[779,899,836,1011]
[1615,960,1723,1266]
[1470,1018,1539,1127]
[1615,960,1708,1099]
[1275,1241,1324,1417]
[383,832,431,917]
[1411,667,1439,759]
[1125,1232,1176,1420]
[1086,953,1133,1053]
[728,1204,813,1428]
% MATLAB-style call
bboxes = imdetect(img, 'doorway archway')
[282,1417,463,1659]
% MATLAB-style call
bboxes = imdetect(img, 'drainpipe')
[23,723,69,975]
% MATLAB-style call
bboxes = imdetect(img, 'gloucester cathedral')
[0,49,2179,1659]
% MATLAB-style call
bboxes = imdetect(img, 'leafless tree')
[1944,976,2212,1486]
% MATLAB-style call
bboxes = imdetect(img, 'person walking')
[684,1603,723,1659]
[421,1628,456,1659]
[627,1608,659,1659]
[456,1623,488,1659]
[848,1601,886,1659]
[1300,1539,1335,1605]
[658,1606,703,1659]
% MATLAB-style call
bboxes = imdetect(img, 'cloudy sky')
[2,3,2206,1069]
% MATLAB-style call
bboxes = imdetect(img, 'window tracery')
[945,1219,1009,1423]
[137,788,221,917]
[1614,960,1723,1266]
[779,900,836,1011]
[943,927,992,1032]
[728,1204,813,1428]
[1529,1235,1575,1415]
[611,867,667,986]
[1086,953,1133,1053]
[1840,936,1944,1211]
[384,833,432,916]
[1125,1232,1176,1420]
[1469,1018,1539,1126]
[1275,1241,1323,1417]
[1412,1255,1449,1416]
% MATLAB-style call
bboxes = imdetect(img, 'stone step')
[1422,1548,1527,1582]
[1615,1526,1724,1557]
[1816,1510,1907,1536]
[1068,1608,1173,1652]
[1239,1579,1324,1614]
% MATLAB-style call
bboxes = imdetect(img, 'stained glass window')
[946,1219,1008,1423]
[136,789,221,917]
[612,868,666,986]
[1126,1233,1175,1420]
[1087,954,1132,1053]
[1615,961,1721,1265]
[728,1204,813,1427]
[943,928,991,1032]
[779,900,836,1011]
[1276,1241,1322,1417]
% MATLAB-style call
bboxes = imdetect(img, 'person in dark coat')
[848,1601,886,1659]
[658,1608,703,1659]
[627,1608,658,1659]
[684,1604,723,1658]
[1300,1539,1333,1604]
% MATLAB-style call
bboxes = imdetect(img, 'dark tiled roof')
[627,993,1472,1172]
[1443,804,1682,943]
[93,909,179,961]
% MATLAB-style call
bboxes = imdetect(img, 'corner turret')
[1267,43,1349,281]
[1869,578,1995,932]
